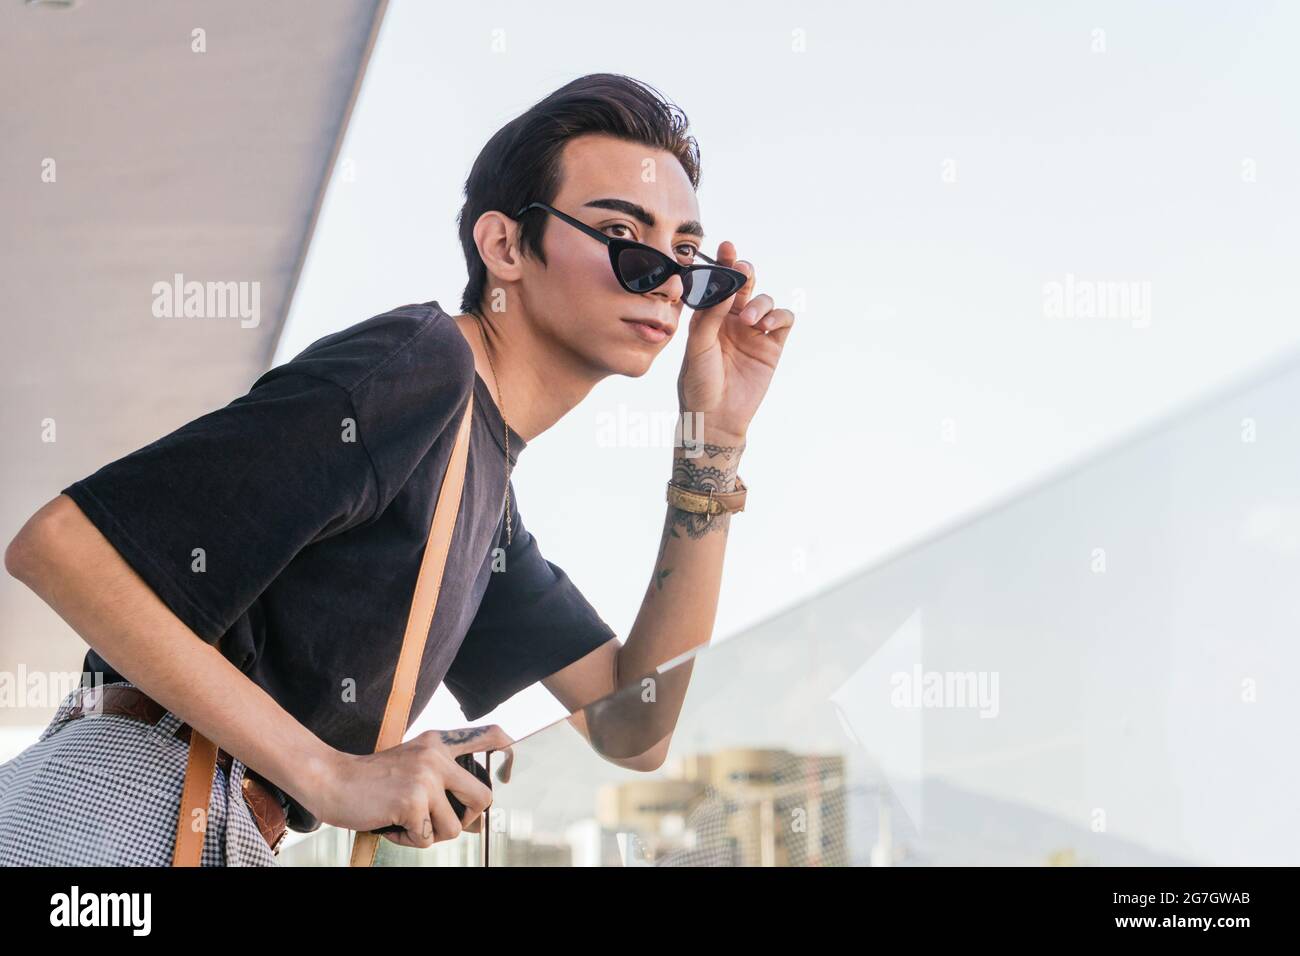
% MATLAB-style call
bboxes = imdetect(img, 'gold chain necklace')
[474,315,512,546]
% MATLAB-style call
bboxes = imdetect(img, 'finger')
[765,309,796,346]
[379,825,417,849]
[439,724,514,758]
[427,787,463,844]
[737,294,775,328]
[444,757,493,825]
[725,254,758,317]
[389,800,441,849]
[712,239,738,268]
[687,252,750,346]
[753,307,794,334]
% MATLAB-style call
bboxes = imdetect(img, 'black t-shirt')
[60,300,617,831]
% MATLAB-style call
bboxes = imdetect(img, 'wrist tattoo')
[683,438,745,462]
[671,445,742,496]
[646,443,741,601]
[670,446,741,537]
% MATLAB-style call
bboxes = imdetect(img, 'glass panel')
[485,650,851,867]
[277,814,484,867]
[484,360,1300,866]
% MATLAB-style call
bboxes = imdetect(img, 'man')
[2,73,794,862]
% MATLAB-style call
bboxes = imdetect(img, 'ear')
[474,209,527,285]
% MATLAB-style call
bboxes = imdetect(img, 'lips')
[622,317,675,335]
[621,317,671,345]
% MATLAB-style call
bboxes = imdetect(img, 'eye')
[603,222,635,240]
[676,244,700,261]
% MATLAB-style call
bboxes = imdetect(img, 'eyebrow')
[582,197,705,239]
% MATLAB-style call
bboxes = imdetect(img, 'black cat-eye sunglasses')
[514,201,748,311]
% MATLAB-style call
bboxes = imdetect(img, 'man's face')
[514,133,704,378]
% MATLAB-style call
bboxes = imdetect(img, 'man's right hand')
[312,725,513,847]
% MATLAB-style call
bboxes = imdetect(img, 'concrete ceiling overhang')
[0,0,387,724]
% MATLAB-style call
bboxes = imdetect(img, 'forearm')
[6,495,337,816]
[621,430,744,678]
[582,427,743,763]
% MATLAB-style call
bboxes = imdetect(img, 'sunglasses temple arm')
[693,249,746,281]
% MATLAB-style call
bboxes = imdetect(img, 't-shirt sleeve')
[60,370,379,643]
[444,492,618,722]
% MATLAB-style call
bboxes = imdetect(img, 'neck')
[450,307,600,444]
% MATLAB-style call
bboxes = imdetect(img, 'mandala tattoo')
[645,441,743,601]
[698,442,742,462]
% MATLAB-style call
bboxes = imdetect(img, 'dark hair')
[457,73,701,318]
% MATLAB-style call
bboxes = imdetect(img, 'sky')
[273,0,1300,742]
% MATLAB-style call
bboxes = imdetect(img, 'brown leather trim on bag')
[173,722,288,855]
[349,391,475,867]
[58,684,286,860]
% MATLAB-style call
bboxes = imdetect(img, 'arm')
[541,435,742,772]
[4,494,337,814]
[543,243,794,772]
[6,495,504,846]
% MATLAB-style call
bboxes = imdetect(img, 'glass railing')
[277,818,484,867]
[289,354,1300,866]
[482,642,853,867]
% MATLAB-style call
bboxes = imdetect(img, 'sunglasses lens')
[615,243,742,309]
[684,268,741,310]
[616,246,673,292]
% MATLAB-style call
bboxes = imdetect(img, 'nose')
[649,271,684,305]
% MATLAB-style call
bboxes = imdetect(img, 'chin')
[603,356,651,378]
[580,322,666,377]
[627,343,666,376]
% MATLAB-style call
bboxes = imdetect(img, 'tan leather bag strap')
[168,393,475,868]
[172,729,219,866]
[349,392,475,867]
